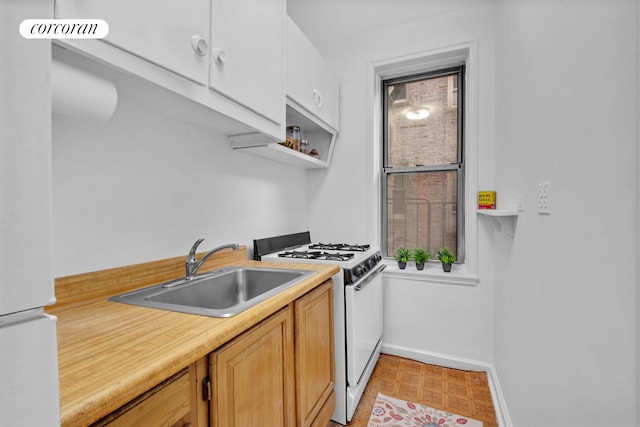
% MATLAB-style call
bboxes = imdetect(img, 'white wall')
[300,0,640,424]
[52,56,308,277]
[305,3,498,364]
[492,0,639,425]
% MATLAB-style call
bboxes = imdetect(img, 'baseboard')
[381,343,513,427]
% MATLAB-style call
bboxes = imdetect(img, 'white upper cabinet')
[54,0,210,86]
[229,16,340,169]
[54,0,285,140]
[209,0,285,125]
[286,17,339,131]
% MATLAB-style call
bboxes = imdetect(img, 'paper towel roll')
[52,59,118,122]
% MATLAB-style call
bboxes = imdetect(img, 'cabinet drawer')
[94,369,191,427]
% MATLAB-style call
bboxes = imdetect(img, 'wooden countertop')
[48,248,339,426]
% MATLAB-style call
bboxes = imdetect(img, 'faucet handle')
[187,238,205,263]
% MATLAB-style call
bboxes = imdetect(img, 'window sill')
[382,259,479,286]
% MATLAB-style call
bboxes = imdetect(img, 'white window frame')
[368,42,479,286]
[382,66,465,262]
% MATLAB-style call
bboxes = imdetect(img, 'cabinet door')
[209,0,285,125]
[54,0,210,85]
[286,17,339,131]
[295,280,335,427]
[286,17,318,115]
[212,307,295,427]
[314,59,340,131]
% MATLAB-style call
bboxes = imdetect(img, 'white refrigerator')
[0,0,61,425]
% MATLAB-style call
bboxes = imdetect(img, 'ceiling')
[287,0,494,53]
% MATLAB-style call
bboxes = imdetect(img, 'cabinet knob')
[191,36,208,56]
[313,89,323,108]
[211,47,227,66]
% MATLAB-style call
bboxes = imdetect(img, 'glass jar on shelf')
[285,125,301,151]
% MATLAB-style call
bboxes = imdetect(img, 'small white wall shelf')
[477,209,520,217]
[229,102,337,169]
[477,209,520,236]
[228,133,329,168]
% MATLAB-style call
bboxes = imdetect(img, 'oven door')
[345,264,386,387]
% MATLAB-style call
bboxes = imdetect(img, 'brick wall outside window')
[385,72,460,257]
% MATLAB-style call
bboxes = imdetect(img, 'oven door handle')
[354,264,387,291]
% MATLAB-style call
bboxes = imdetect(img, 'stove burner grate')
[278,250,320,259]
[319,252,354,261]
[308,243,370,252]
[278,250,354,261]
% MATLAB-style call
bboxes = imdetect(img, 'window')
[382,66,464,260]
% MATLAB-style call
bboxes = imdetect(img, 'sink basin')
[109,266,316,318]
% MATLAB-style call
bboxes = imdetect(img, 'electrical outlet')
[538,182,551,215]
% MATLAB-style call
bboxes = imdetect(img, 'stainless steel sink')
[109,266,316,318]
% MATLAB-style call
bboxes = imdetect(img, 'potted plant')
[394,248,411,269]
[412,248,431,270]
[436,247,456,272]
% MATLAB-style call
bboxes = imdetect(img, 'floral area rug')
[367,393,483,427]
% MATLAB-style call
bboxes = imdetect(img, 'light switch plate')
[538,182,551,215]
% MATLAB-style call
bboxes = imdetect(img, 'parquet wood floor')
[328,354,498,427]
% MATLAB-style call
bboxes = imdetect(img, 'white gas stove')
[255,232,385,425]
[273,242,382,284]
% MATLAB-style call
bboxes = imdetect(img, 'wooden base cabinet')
[210,307,296,427]
[294,281,335,427]
[209,280,335,427]
[91,280,335,427]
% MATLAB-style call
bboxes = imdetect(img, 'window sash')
[382,168,464,260]
[381,66,465,261]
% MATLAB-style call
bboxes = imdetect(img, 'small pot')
[442,263,452,272]
[416,262,425,270]
[397,261,407,269]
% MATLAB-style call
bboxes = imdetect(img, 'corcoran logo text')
[20,19,109,39]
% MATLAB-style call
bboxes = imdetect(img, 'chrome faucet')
[185,238,239,279]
